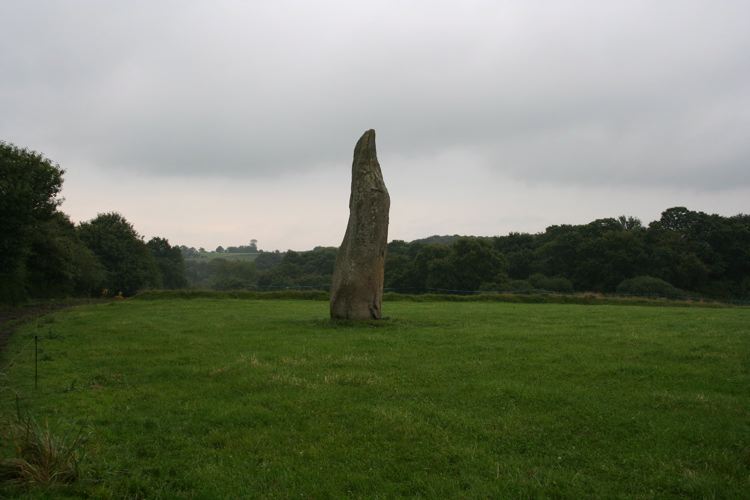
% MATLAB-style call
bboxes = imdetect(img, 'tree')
[25,212,105,297]
[0,142,65,302]
[412,244,451,291]
[147,237,187,289]
[657,207,696,233]
[255,247,336,290]
[493,233,536,280]
[617,215,642,231]
[254,250,285,270]
[78,213,160,295]
[445,238,507,291]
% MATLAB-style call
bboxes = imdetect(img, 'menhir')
[330,129,390,320]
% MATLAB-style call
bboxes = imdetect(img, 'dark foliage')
[1,141,191,302]
[616,276,686,299]
[25,213,105,297]
[384,208,749,299]
[147,237,187,289]
[77,213,160,296]
[185,258,257,290]
[256,247,336,290]
[254,250,285,271]
[0,142,65,303]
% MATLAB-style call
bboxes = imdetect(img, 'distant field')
[186,252,259,262]
[1,300,748,498]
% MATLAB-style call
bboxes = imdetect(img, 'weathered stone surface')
[330,129,390,320]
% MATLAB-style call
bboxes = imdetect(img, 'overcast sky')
[2,1,749,250]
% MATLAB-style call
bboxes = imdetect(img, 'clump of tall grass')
[0,416,88,486]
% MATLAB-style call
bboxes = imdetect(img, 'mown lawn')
[1,299,748,498]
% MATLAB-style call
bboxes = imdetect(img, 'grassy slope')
[1,300,748,498]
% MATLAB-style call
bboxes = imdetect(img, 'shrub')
[529,273,574,293]
[505,280,534,293]
[616,275,686,299]
[478,282,502,292]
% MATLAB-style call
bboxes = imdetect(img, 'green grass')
[1,300,748,498]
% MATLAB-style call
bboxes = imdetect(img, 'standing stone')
[330,129,390,320]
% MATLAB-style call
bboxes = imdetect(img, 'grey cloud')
[2,0,749,189]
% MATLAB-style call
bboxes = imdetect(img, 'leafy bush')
[478,282,502,292]
[504,280,534,293]
[77,212,160,296]
[529,273,574,293]
[616,276,686,299]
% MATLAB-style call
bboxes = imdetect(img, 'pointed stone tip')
[355,129,377,159]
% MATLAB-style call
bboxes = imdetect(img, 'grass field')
[1,299,748,498]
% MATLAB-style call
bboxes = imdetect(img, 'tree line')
[1,142,185,303]
[186,209,750,300]
[3,140,749,303]
[384,210,750,299]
